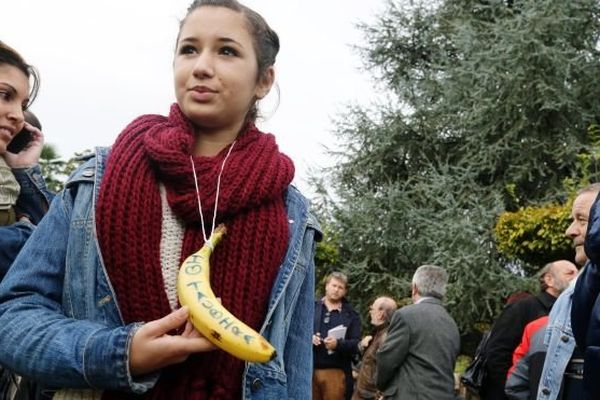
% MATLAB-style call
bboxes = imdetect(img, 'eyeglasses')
[324,311,331,324]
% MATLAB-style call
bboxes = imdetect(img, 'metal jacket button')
[561,335,569,342]
[82,168,94,177]
[251,378,263,392]
[542,388,550,396]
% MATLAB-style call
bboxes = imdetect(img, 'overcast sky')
[2,0,385,196]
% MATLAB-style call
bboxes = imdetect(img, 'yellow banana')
[177,224,276,363]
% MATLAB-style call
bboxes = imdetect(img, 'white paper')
[327,324,347,340]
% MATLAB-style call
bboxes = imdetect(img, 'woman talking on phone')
[0,1,320,399]
[0,42,52,279]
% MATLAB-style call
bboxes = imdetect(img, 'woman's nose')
[6,103,24,125]
[192,50,215,79]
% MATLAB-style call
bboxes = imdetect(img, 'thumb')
[145,306,189,336]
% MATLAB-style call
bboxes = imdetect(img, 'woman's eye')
[0,91,10,101]
[178,45,197,55]
[220,46,238,56]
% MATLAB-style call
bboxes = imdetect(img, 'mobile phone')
[6,127,33,154]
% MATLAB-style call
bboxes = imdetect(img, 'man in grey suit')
[376,264,460,399]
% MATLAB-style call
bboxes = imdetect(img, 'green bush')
[494,202,573,274]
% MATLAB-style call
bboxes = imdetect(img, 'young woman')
[0,42,52,399]
[0,1,320,399]
[0,43,52,279]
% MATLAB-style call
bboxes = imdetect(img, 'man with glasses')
[352,296,397,400]
[313,272,361,400]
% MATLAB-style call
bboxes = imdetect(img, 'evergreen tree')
[39,145,92,193]
[316,0,600,331]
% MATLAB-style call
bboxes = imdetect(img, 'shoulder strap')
[477,330,492,355]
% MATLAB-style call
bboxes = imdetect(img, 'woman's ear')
[256,66,275,99]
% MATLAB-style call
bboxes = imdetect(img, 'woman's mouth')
[190,86,217,102]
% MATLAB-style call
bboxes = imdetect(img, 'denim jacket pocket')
[244,366,287,399]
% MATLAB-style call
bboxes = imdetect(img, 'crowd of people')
[3,1,600,400]
[311,268,460,400]
[472,183,600,400]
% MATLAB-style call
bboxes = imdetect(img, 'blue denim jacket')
[536,279,578,400]
[0,164,53,279]
[0,148,320,399]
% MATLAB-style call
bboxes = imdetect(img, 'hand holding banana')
[177,224,276,363]
[129,306,216,376]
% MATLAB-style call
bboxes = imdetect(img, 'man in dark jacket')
[572,183,600,399]
[313,272,361,400]
[481,260,578,399]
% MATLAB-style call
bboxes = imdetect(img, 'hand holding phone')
[3,122,44,168]
[6,126,33,154]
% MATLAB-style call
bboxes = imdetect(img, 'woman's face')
[0,64,29,155]
[174,6,274,133]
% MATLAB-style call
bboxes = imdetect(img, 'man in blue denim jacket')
[0,148,321,399]
[537,183,599,400]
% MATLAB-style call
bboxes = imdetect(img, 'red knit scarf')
[96,104,294,399]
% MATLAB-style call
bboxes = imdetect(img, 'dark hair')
[24,110,42,130]
[0,42,40,108]
[178,0,280,123]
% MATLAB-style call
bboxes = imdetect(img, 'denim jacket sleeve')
[12,164,54,224]
[0,174,146,393]
[282,199,320,400]
[0,220,35,280]
[537,286,575,400]
[283,247,316,400]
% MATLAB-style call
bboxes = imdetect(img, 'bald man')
[482,260,578,400]
[352,296,397,400]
